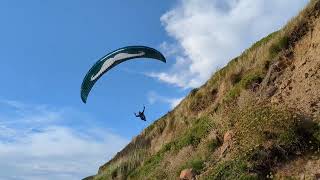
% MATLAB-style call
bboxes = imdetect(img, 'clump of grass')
[100,148,150,179]
[230,104,303,152]
[240,72,264,90]
[269,36,289,59]
[155,117,215,155]
[93,175,107,180]
[153,169,168,179]
[224,85,242,103]
[190,88,199,97]
[179,158,205,175]
[207,138,220,152]
[144,115,167,135]
[111,168,117,178]
[224,71,265,103]
[309,123,320,145]
[264,60,271,71]
[189,90,212,112]
[144,123,155,135]
[178,117,214,149]
[229,71,243,85]
[82,175,94,180]
[206,158,257,180]
[250,31,280,51]
[313,128,320,142]
[128,149,166,178]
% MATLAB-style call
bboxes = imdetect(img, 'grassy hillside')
[86,0,320,179]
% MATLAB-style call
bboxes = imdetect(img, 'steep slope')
[86,1,320,179]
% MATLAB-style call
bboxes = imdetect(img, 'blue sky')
[0,1,179,137]
[0,0,309,179]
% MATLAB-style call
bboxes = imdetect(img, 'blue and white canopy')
[81,46,166,103]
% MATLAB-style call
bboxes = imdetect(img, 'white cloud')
[151,0,309,88]
[159,41,181,57]
[0,100,128,180]
[148,91,183,108]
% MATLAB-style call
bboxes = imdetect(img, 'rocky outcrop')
[180,168,196,180]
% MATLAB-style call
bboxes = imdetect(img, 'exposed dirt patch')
[275,153,320,179]
[270,17,320,117]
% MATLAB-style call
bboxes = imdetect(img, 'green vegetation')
[269,35,289,59]
[179,158,205,175]
[190,88,199,97]
[313,128,320,142]
[173,117,214,150]
[240,72,264,89]
[224,85,242,103]
[205,158,257,180]
[128,150,165,178]
[207,138,220,152]
[231,105,302,151]
[250,31,279,51]
[189,90,211,112]
[229,71,243,85]
[224,70,265,103]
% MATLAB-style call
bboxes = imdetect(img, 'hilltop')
[86,1,320,179]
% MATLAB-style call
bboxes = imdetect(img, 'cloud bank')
[151,0,309,88]
[0,100,128,180]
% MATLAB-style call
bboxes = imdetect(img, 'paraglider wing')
[81,46,166,103]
